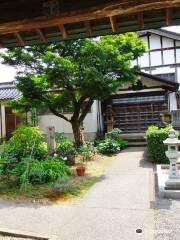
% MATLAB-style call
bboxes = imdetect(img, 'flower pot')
[76,166,86,176]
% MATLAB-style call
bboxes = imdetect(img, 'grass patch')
[0,154,114,203]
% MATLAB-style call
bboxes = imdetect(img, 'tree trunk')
[71,121,85,147]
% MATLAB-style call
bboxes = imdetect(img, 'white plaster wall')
[38,101,98,135]
[162,37,174,48]
[169,92,177,111]
[163,49,175,65]
[150,51,162,66]
[177,67,180,83]
[176,49,180,63]
[176,40,180,47]
[151,66,175,75]
[141,36,148,47]
[138,53,149,67]
[149,34,161,49]
[1,104,6,139]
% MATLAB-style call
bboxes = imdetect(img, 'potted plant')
[76,151,89,176]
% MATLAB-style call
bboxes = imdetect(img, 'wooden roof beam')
[0,1,180,35]
[14,32,25,46]
[84,21,93,37]
[36,28,46,43]
[166,8,172,26]
[138,12,144,30]
[58,24,68,39]
[109,16,118,33]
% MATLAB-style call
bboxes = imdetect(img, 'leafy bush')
[97,138,127,154]
[146,125,175,164]
[56,140,76,157]
[54,176,80,195]
[55,132,67,142]
[78,143,97,162]
[105,128,122,140]
[11,156,71,189]
[2,125,47,160]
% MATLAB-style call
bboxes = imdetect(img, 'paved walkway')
[0,147,155,240]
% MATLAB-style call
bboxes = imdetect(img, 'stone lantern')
[163,128,180,188]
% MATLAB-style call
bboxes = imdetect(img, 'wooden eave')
[0,0,180,47]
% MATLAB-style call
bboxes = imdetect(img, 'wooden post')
[46,126,56,155]
[106,105,114,132]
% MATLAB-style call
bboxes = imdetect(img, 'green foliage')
[56,139,77,157]
[97,138,128,155]
[0,34,146,145]
[146,125,175,164]
[105,128,122,140]
[78,143,97,162]
[55,132,67,142]
[54,176,80,195]
[8,156,71,189]
[2,125,47,160]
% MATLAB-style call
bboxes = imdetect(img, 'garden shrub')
[146,125,175,164]
[56,140,76,158]
[2,125,47,160]
[97,138,128,155]
[105,128,122,140]
[11,156,71,189]
[78,143,97,161]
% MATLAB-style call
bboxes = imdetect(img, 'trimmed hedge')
[146,125,173,164]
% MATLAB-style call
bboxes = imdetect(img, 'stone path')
[0,147,155,240]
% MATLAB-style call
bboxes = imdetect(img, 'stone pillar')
[46,126,56,155]
[163,129,180,188]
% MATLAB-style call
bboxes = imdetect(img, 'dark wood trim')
[146,45,180,52]
[160,36,164,65]
[147,34,152,74]
[141,62,180,70]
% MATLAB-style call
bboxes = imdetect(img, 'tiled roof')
[0,82,22,100]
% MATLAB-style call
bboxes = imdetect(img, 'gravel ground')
[154,197,180,240]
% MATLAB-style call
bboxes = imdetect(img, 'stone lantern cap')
[163,129,180,145]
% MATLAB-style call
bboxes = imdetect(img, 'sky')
[0,25,180,83]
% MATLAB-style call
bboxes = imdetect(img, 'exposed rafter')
[58,24,68,39]
[138,12,144,30]
[36,29,46,43]
[0,0,179,47]
[14,32,25,46]
[109,16,118,33]
[84,21,93,37]
[166,8,172,26]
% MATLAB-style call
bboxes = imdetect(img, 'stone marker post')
[46,126,56,155]
[163,129,180,188]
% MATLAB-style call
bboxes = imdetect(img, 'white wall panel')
[176,41,180,46]
[140,36,148,48]
[162,37,174,48]
[163,49,175,65]
[149,34,161,49]
[138,53,149,67]
[150,51,162,66]
[151,67,175,75]
[177,67,180,83]
[176,49,180,63]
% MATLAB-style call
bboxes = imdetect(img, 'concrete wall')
[38,101,99,141]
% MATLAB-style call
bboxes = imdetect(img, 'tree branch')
[79,98,94,123]
[49,107,70,122]
[71,96,87,122]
